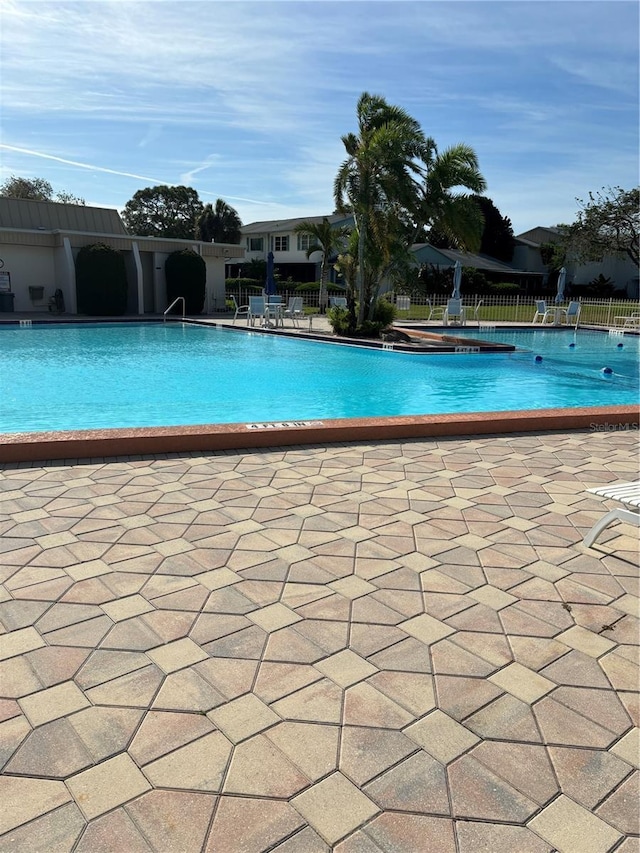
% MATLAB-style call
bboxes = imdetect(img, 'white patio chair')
[583,480,640,547]
[532,300,554,324]
[248,296,266,327]
[230,294,249,325]
[443,298,465,326]
[559,301,581,327]
[329,297,347,309]
[614,311,640,329]
[426,299,445,322]
[283,296,305,327]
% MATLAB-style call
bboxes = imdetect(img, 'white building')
[0,198,244,315]
[239,214,352,282]
[514,226,639,298]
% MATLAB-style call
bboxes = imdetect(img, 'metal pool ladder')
[164,297,185,321]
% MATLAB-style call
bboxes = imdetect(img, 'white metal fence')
[224,289,640,328]
[389,294,640,327]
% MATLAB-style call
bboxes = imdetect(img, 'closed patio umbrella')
[555,267,566,304]
[265,251,277,297]
[451,261,462,299]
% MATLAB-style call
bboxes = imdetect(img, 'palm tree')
[293,217,350,312]
[412,144,487,251]
[195,199,242,244]
[334,92,429,325]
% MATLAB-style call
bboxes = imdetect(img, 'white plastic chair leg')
[583,507,640,547]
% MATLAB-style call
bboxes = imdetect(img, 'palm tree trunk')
[356,222,366,326]
[319,259,328,313]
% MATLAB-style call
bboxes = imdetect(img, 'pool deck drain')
[0,430,638,851]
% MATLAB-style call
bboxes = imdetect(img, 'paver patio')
[0,430,638,852]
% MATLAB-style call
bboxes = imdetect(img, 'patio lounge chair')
[443,298,465,326]
[329,297,347,309]
[230,295,249,324]
[583,480,640,547]
[248,296,266,326]
[426,299,445,322]
[283,296,305,327]
[613,311,640,329]
[559,301,581,327]
[532,300,554,324]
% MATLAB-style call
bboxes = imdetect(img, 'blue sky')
[1,0,637,235]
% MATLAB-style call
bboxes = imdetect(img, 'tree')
[294,218,350,312]
[195,199,242,243]
[244,258,267,280]
[334,93,486,329]
[332,230,360,335]
[414,145,486,252]
[1,175,85,204]
[472,196,515,261]
[334,92,428,325]
[121,185,204,239]
[558,187,639,267]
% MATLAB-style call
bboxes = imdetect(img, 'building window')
[247,237,263,252]
[297,233,319,252]
[272,236,289,252]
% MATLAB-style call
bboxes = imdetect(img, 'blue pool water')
[1,323,638,433]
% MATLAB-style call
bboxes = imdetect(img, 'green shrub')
[487,282,521,295]
[327,306,351,335]
[295,281,347,294]
[225,278,263,291]
[462,268,488,293]
[327,298,394,338]
[165,249,206,314]
[584,274,616,297]
[359,321,386,337]
[372,298,396,326]
[418,264,451,295]
[76,243,128,315]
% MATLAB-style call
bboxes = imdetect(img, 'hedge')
[76,243,128,316]
[166,249,206,314]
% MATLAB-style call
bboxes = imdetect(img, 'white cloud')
[0,144,167,184]
[0,0,636,230]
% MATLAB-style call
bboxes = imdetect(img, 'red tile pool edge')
[1,406,637,463]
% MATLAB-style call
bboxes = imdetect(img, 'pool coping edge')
[1,406,637,463]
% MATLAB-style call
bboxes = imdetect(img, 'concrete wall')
[570,255,639,296]
[205,256,227,312]
[0,229,243,315]
[514,242,639,296]
[0,243,57,312]
[122,250,139,314]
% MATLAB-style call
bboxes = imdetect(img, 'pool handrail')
[164,297,185,321]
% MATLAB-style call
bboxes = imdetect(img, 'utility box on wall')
[0,292,15,312]
[0,270,14,311]
[29,286,45,301]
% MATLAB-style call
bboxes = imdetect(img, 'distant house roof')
[514,226,560,246]
[411,244,541,276]
[514,236,539,248]
[243,213,353,234]
[0,197,128,235]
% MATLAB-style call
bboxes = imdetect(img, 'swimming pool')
[1,323,638,435]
